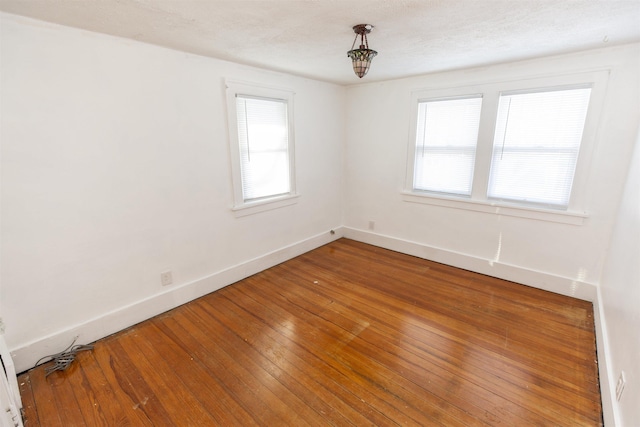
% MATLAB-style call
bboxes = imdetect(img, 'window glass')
[488,87,592,208]
[226,80,296,214]
[413,96,483,196]
[236,96,291,201]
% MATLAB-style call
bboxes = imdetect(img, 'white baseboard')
[343,227,597,301]
[343,227,619,423]
[593,288,619,426]
[12,227,614,425]
[11,227,344,373]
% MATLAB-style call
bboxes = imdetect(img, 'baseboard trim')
[13,226,612,424]
[343,227,597,301]
[593,288,619,426]
[343,227,617,422]
[11,227,344,373]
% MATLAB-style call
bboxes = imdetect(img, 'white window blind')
[236,95,291,201]
[413,96,483,196]
[487,86,592,208]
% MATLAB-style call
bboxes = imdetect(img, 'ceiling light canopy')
[347,24,378,79]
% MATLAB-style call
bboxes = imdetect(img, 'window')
[226,81,296,215]
[236,95,291,200]
[413,96,482,196]
[404,71,608,223]
[488,86,592,208]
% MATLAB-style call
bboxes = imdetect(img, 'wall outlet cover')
[160,271,173,286]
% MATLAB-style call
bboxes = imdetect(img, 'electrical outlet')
[616,371,626,401]
[368,220,375,230]
[160,271,173,286]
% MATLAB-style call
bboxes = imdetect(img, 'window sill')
[232,194,299,218]
[401,191,587,225]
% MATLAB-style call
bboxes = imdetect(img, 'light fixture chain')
[351,33,359,51]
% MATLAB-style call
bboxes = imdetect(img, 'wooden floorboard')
[18,238,602,426]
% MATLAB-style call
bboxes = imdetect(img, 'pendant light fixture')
[347,24,378,78]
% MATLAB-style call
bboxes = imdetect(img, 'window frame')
[412,94,484,197]
[226,80,298,217]
[403,70,609,225]
[486,84,593,209]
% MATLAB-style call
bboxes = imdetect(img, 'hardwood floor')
[18,238,602,426]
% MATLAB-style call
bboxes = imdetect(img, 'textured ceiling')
[1,0,639,85]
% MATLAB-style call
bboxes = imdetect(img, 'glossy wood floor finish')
[19,239,602,426]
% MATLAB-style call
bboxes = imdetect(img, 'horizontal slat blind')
[236,95,290,201]
[488,87,591,208]
[413,96,483,196]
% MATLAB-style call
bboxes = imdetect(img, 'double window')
[226,81,297,215]
[406,71,607,221]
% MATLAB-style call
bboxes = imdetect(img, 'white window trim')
[404,70,610,224]
[401,191,587,225]
[231,193,300,217]
[225,80,297,216]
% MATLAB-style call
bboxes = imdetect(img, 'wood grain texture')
[18,238,602,426]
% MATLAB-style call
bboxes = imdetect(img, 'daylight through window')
[413,96,483,196]
[405,73,602,218]
[236,95,291,201]
[226,81,296,215]
[487,87,592,208]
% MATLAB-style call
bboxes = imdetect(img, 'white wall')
[344,44,640,299]
[2,12,639,425]
[599,127,640,426]
[0,13,345,372]
[343,43,640,426]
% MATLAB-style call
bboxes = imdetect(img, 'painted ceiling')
[1,0,639,85]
